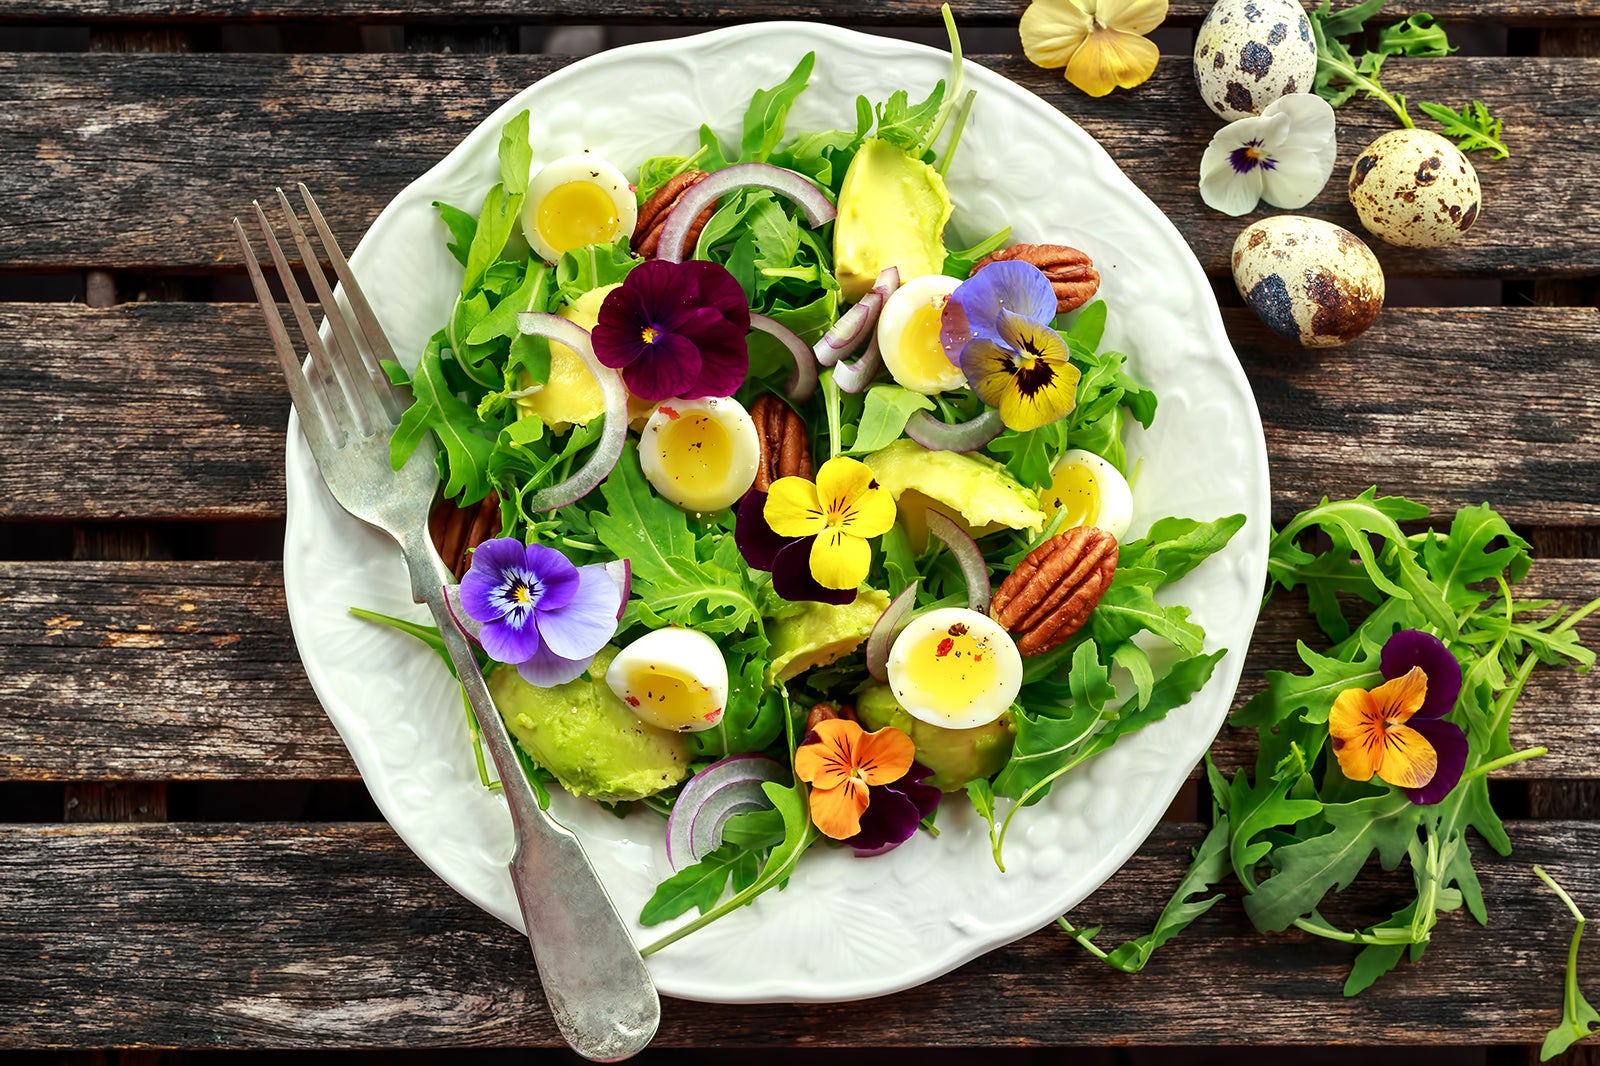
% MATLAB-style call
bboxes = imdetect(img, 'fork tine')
[296,183,408,423]
[249,199,352,439]
[274,186,393,434]
[233,217,336,456]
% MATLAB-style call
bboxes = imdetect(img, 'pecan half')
[750,393,813,493]
[632,171,716,259]
[972,243,1100,315]
[429,491,502,581]
[805,701,858,736]
[989,526,1118,656]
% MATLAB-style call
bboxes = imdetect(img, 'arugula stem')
[1460,746,1548,783]
[936,91,977,181]
[1056,918,1113,960]
[992,716,1110,867]
[1293,913,1416,945]
[1537,864,1587,924]
[915,3,966,158]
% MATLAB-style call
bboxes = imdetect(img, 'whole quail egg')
[1195,0,1319,121]
[1232,216,1385,348]
[1348,129,1482,248]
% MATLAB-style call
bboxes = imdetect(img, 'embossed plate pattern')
[283,22,1271,1003]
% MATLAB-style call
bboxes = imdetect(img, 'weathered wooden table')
[2,2,1597,1061]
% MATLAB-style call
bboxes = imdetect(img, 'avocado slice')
[765,589,892,685]
[833,138,953,302]
[486,646,691,802]
[856,681,1014,792]
[863,439,1045,550]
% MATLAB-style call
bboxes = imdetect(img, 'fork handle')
[403,531,661,1062]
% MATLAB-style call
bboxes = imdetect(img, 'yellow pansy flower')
[764,456,897,590]
[1020,0,1169,98]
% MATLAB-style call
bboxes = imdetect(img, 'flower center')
[1229,141,1277,175]
[640,325,661,345]
[510,583,535,605]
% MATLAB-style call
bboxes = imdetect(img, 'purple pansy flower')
[939,259,1059,362]
[847,762,941,857]
[1380,628,1468,806]
[459,537,620,687]
[734,489,855,606]
[591,258,751,402]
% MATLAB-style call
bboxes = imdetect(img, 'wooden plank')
[2,53,1596,277]
[0,0,1593,24]
[3,558,1593,781]
[0,820,1593,1047]
[4,303,1596,526]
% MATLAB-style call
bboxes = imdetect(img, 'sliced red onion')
[814,267,898,367]
[749,313,817,404]
[657,163,837,264]
[866,579,920,683]
[514,312,627,510]
[833,334,882,394]
[925,511,991,613]
[904,408,1005,453]
[666,754,786,870]
[603,559,632,620]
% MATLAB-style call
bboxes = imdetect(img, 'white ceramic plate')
[283,22,1270,1003]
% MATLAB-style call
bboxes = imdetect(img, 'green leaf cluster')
[1309,1,1510,156]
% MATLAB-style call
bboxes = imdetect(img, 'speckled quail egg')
[1232,216,1385,348]
[638,396,760,514]
[1348,129,1482,248]
[1040,449,1134,540]
[878,273,967,395]
[1195,0,1319,120]
[887,607,1023,730]
[522,153,638,263]
[606,627,728,733]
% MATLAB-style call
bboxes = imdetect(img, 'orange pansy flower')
[794,718,916,840]
[1328,665,1438,790]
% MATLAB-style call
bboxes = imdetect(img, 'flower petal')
[591,282,657,370]
[846,783,921,855]
[943,260,1058,352]
[478,614,540,666]
[1199,141,1267,216]
[806,779,870,840]
[815,456,878,517]
[521,542,580,612]
[965,313,1081,431]
[735,489,788,571]
[1403,718,1468,805]
[1259,143,1337,210]
[853,725,916,786]
[514,640,593,688]
[1329,686,1383,782]
[1373,722,1438,790]
[1370,665,1428,725]
[681,259,753,332]
[838,484,897,540]
[1019,0,1093,69]
[772,536,857,605]
[764,476,828,538]
[684,316,750,398]
[1065,27,1160,97]
[794,718,861,790]
[620,331,702,403]
[810,528,871,590]
[1381,629,1462,720]
[1096,0,1169,36]
[535,564,620,659]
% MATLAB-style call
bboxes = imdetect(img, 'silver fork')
[235,184,659,1062]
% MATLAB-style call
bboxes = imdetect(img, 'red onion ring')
[665,754,786,870]
[904,408,1005,453]
[656,163,837,264]
[833,334,882,394]
[866,579,920,683]
[513,312,628,511]
[749,313,818,404]
[815,267,899,367]
[925,511,992,613]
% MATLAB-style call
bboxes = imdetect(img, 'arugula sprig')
[1310,1,1510,157]
[1537,865,1600,1060]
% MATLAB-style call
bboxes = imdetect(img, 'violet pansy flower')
[1198,93,1337,217]
[460,537,620,687]
[940,259,1059,357]
[591,258,751,402]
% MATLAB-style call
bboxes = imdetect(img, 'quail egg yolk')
[901,624,1001,720]
[657,410,734,505]
[896,300,954,387]
[536,180,622,258]
[619,665,718,730]
[1043,459,1100,527]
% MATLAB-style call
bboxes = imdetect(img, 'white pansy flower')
[1199,93,1338,217]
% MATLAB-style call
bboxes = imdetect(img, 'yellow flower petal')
[1095,0,1168,36]
[1065,27,1160,97]
[1373,723,1439,790]
[764,476,827,538]
[815,457,875,516]
[809,529,871,590]
[1019,0,1094,70]
[838,485,897,540]
[1329,686,1383,782]
[1370,666,1428,726]
[962,317,1081,432]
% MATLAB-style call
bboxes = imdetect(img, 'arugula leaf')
[1310,0,1415,125]
[966,778,1000,853]
[639,843,757,925]
[1117,514,1247,588]
[1376,13,1454,56]
[390,334,497,503]
[739,53,816,163]
[1232,638,1383,729]
[434,201,477,268]
[942,226,1011,278]
[465,260,552,346]
[1060,817,1230,973]
[1418,100,1511,159]
[689,653,783,758]
[462,182,524,298]
[849,384,935,455]
[869,81,947,154]
[719,806,785,851]
[1090,575,1206,655]
[1536,865,1600,1061]
[988,421,1069,489]
[497,109,534,192]
[554,238,640,307]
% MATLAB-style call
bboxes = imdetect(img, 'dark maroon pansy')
[591,259,750,402]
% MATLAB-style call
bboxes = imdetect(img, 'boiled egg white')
[1040,448,1134,540]
[522,154,638,263]
[886,607,1022,730]
[606,628,729,733]
[638,396,760,513]
[877,273,966,395]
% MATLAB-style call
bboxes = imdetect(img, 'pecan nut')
[750,394,813,493]
[429,491,502,581]
[805,701,857,736]
[989,526,1118,655]
[632,171,716,259]
[972,243,1100,315]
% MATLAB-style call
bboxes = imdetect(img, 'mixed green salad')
[358,15,1245,953]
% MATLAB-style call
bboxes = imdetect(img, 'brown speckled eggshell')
[1348,129,1482,248]
[1193,0,1318,120]
[1232,216,1385,348]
